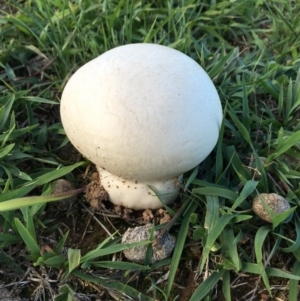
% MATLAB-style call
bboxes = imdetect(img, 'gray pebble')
[52,179,77,210]
[121,223,176,263]
[252,193,291,223]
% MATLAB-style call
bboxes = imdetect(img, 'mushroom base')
[98,167,182,210]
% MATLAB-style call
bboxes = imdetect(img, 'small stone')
[121,224,176,263]
[252,193,291,223]
[52,179,77,210]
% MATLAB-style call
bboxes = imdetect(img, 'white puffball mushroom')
[60,44,222,210]
[252,193,291,223]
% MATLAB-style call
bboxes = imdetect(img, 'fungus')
[60,44,222,210]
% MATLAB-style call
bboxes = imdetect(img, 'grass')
[1,0,300,300]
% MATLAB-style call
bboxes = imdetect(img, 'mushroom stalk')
[98,167,182,210]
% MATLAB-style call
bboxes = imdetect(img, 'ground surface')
[1,165,295,300]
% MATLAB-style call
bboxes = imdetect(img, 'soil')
[0,155,293,301]
[0,169,294,301]
[48,171,295,300]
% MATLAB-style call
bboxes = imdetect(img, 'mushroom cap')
[61,44,222,182]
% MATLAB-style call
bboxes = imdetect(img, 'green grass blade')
[189,268,225,301]
[22,96,59,105]
[265,266,300,280]
[242,262,300,280]
[0,162,84,203]
[204,195,219,231]
[280,216,300,252]
[231,180,258,210]
[261,80,280,99]
[56,231,69,254]
[72,269,153,301]
[0,125,39,142]
[242,74,250,131]
[0,143,15,160]
[14,218,40,260]
[144,224,154,266]
[221,227,241,271]
[192,187,237,201]
[90,261,150,270]
[24,162,85,187]
[268,130,300,161]
[286,78,293,119]
[184,166,198,191]
[226,146,252,185]
[0,234,19,242]
[208,48,237,79]
[255,226,271,263]
[222,270,231,301]
[44,255,66,268]
[165,199,198,297]
[199,214,236,273]
[68,249,81,273]
[215,117,225,182]
[22,207,37,242]
[0,189,82,211]
[0,94,14,132]
[289,260,300,301]
[80,240,151,262]
[228,110,253,148]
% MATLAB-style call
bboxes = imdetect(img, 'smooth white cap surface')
[61,43,222,209]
